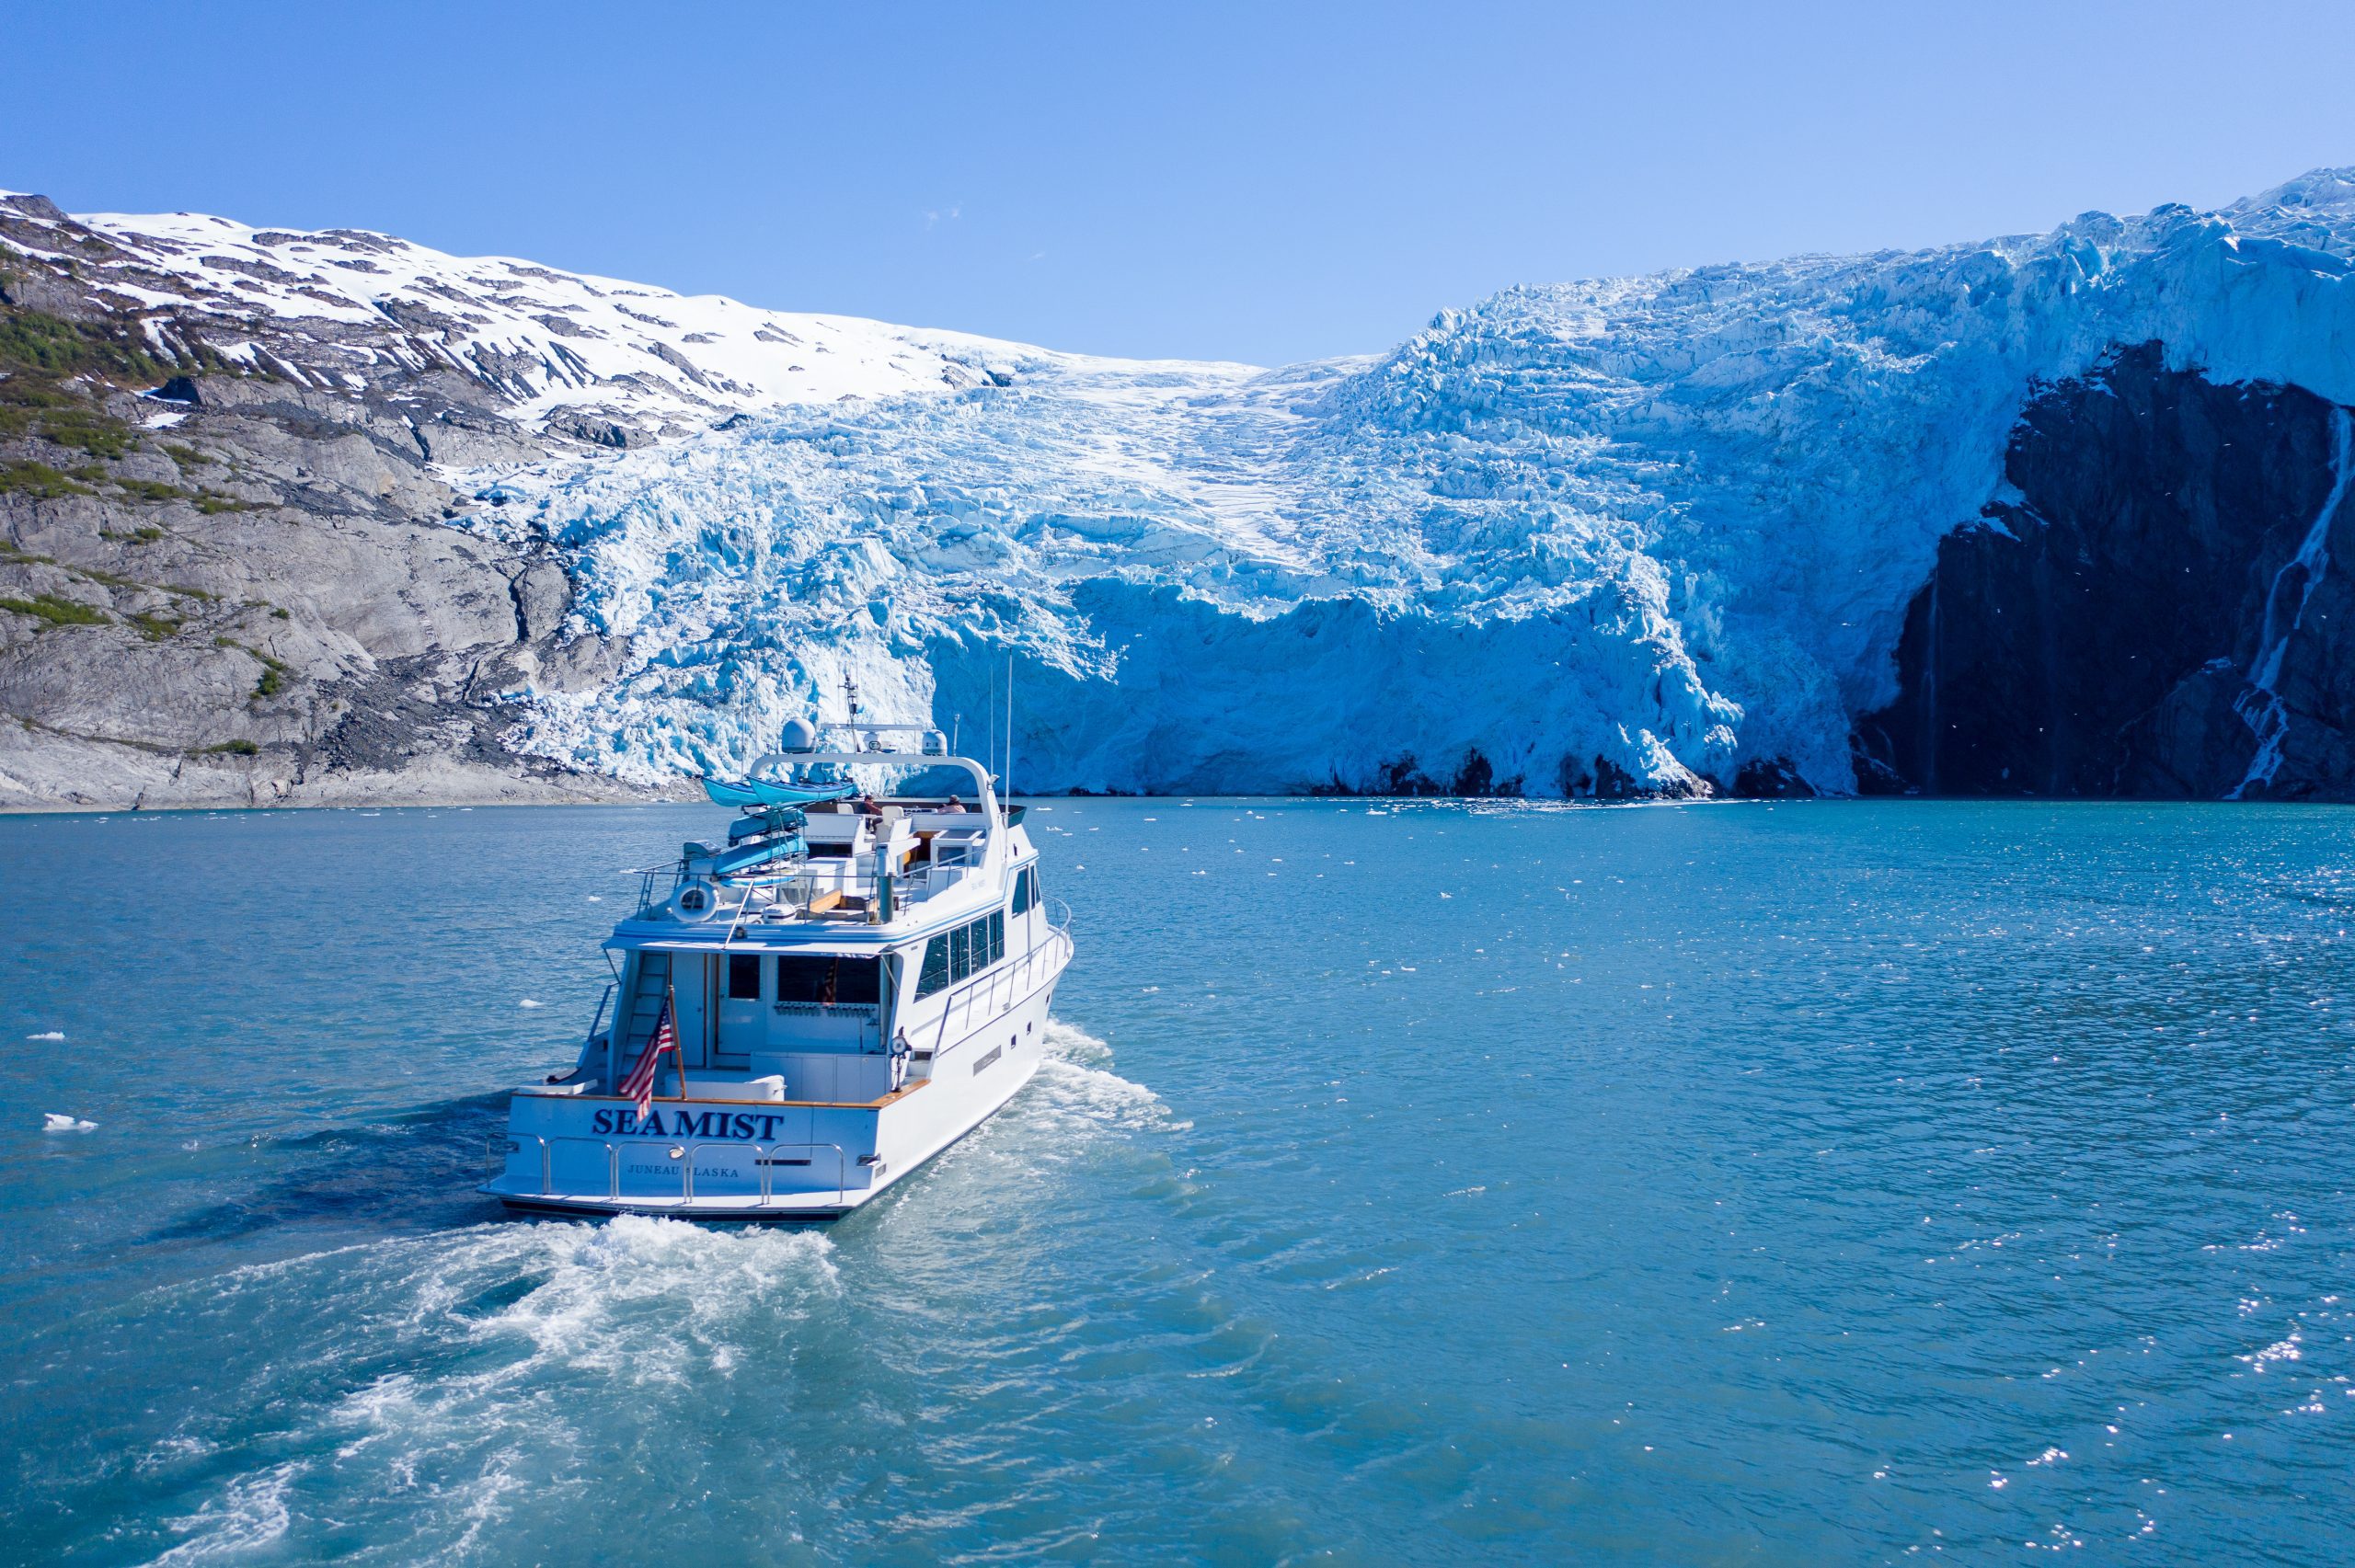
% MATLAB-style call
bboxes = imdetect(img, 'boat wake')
[121,1022,1163,1563]
[1027,1018,1186,1135]
[132,1218,845,1562]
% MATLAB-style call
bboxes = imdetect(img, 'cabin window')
[914,910,1005,1000]
[1012,865,1033,915]
[727,954,763,1000]
[916,936,950,999]
[835,957,880,1005]
[776,955,881,1006]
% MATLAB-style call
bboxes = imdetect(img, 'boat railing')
[519,1134,849,1207]
[629,863,675,916]
[920,926,1072,1063]
[729,1141,846,1207]
[627,820,994,923]
[537,982,617,1085]
[626,837,996,928]
[723,857,976,924]
[583,981,615,1048]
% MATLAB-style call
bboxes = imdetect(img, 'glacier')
[25,172,2355,799]
[447,169,2355,796]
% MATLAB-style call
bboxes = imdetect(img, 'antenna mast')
[842,671,864,751]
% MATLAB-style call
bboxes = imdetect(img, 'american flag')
[618,997,675,1117]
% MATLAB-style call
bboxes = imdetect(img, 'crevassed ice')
[472,170,2355,795]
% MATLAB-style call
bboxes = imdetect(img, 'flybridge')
[639,704,1016,937]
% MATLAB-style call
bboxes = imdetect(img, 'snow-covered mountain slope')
[445,169,2355,796]
[15,172,2355,801]
[10,196,1107,447]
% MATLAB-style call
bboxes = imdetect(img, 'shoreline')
[4,785,2346,818]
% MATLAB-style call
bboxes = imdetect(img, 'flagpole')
[666,981,686,1100]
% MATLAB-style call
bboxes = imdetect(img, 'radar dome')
[778,716,819,752]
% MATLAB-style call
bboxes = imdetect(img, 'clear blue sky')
[8,1,2355,365]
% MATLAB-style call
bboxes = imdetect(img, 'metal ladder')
[616,953,673,1078]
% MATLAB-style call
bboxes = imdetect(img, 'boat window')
[775,955,881,1005]
[833,958,880,1005]
[775,955,833,1002]
[915,935,949,998]
[727,954,762,1000]
[913,908,1011,1000]
[1012,865,1033,915]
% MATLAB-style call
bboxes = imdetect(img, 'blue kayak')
[728,805,808,843]
[713,832,806,877]
[701,775,856,809]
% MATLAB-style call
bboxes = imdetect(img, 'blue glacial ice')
[472,170,2355,795]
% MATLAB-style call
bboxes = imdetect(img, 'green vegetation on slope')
[0,592,107,628]
[0,302,247,464]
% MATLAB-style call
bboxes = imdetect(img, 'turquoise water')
[3,798,2351,1563]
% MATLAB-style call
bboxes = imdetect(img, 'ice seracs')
[469,169,2355,798]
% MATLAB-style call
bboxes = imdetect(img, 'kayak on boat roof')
[728,805,809,842]
[712,831,806,877]
[700,775,858,809]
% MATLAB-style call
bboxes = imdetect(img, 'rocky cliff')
[0,195,647,807]
[1857,346,2355,798]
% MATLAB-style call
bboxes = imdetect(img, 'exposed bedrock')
[1857,344,2355,799]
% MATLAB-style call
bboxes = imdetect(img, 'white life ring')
[670,879,724,921]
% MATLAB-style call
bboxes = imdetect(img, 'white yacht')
[482,708,1073,1221]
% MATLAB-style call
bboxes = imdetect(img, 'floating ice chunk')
[42,1113,96,1132]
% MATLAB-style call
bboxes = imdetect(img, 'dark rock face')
[1856,344,2355,798]
[1729,756,1816,799]
[545,408,640,450]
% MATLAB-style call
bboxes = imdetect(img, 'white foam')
[150,1461,298,1563]
[133,1216,846,1556]
[1027,1019,1185,1134]
[483,1216,841,1379]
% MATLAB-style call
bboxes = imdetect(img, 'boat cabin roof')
[612,772,1035,955]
